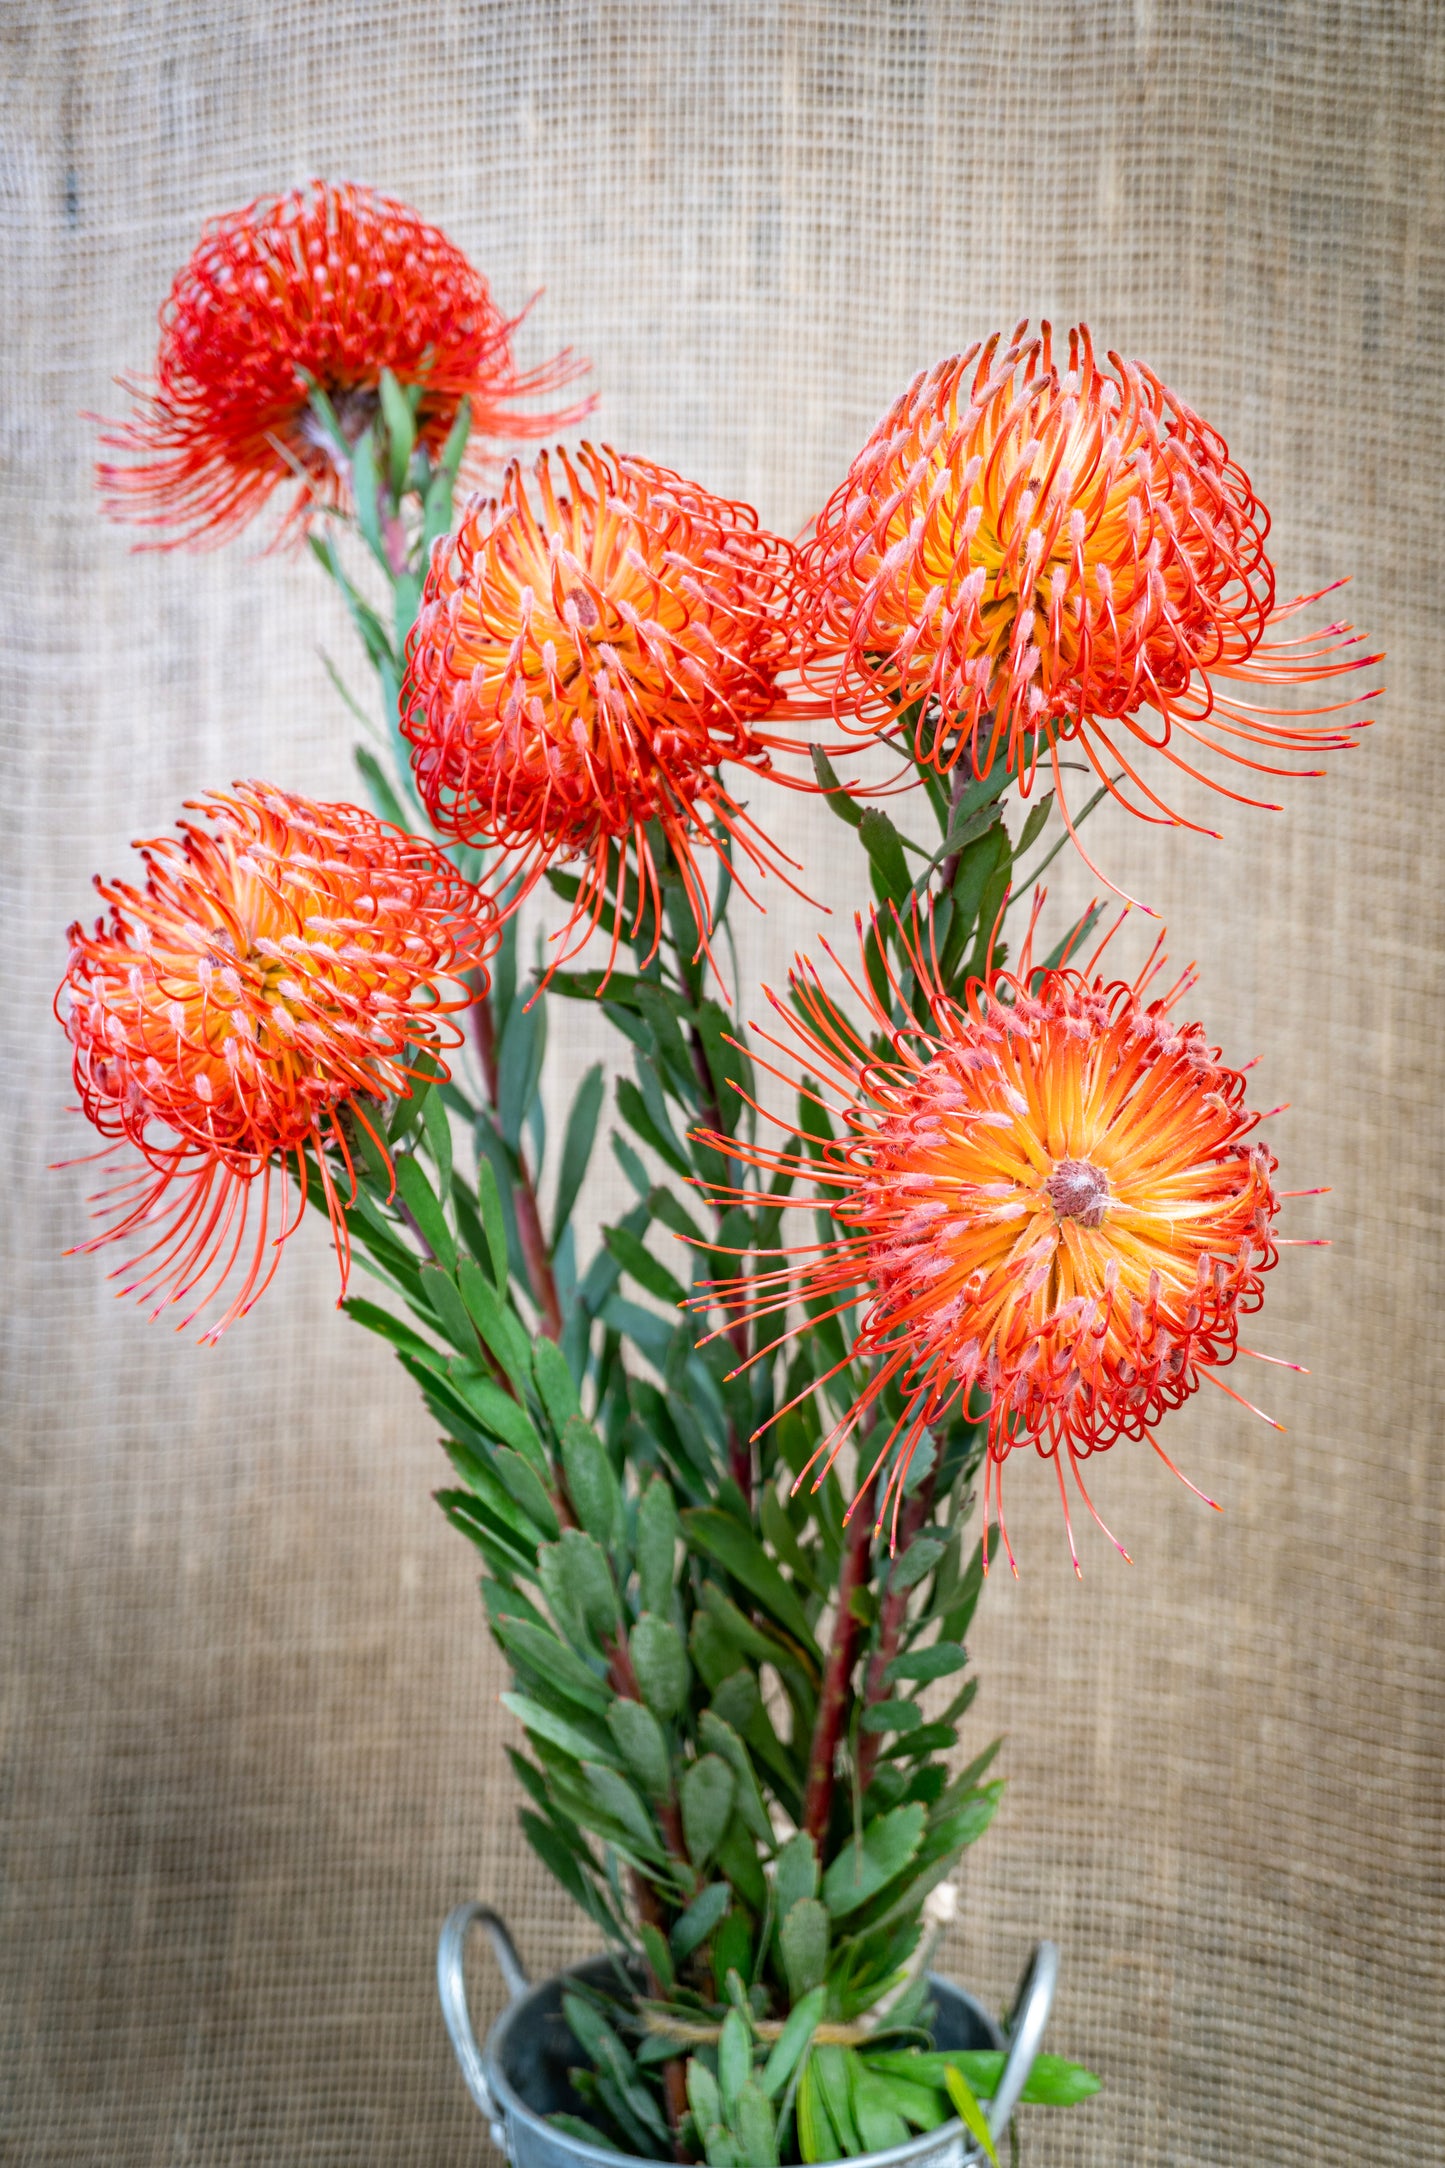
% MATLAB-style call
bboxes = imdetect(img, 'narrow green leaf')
[1014,791,1052,855]
[561,1414,623,1546]
[858,806,912,904]
[718,2007,751,2118]
[395,1155,457,1271]
[605,1222,688,1307]
[760,1987,826,2099]
[887,1640,968,1685]
[944,2066,998,2165]
[680,1754,735,1868]
[778,1897,829,1998]
[498,988,547,1153]
[630,1613,691,1720]
[418,1261,479,1356]
[501,1691,619,1768]
[421,1086,454,1204]
[772,1832,819,1914]
[616,1076,691,1178]
[495,1617,608,1709]
[733,2078,780,2168]
[682,1512,819,1658]
[455,1261,532,1396]
[554,1062,606,1243]
[809,745,864,829]
[493,1447,561,1539]
[532,1334,581,1433]
[671,1880,731,1961]
[607,1698,671,1798]
[378,367,416,499]
[474,1157,509,1291]
[636,1477,680,1618]
[821,1804,926,1918]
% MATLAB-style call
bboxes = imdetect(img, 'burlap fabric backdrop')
[3,3,1440,2161]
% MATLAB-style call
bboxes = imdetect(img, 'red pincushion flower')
[697,904,1296,1572]
[796,323,1378,886]
[96,179,592,548]
[57,784,493,1339]
[401,443,808,979]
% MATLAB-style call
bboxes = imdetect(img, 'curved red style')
[796,323,1378,886]
[96,179,592,548]
[402,443,809,980]
[58,784,493,1338]
[695,904,1289,1572]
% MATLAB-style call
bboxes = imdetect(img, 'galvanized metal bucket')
[438,1904,1060,2168]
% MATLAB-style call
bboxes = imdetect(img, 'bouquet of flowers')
[60,181,1376,2165]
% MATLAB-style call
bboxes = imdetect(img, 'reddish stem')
[802,1479,874,1847]
[856,1475,935,1796]
[470,978,564,1342]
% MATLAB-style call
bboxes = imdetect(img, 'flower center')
[1044,1156,1110,1229]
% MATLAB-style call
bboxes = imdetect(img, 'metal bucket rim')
[481,1955,1006,2168]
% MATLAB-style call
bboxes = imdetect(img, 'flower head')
[697,903,1289,1572]
[97,179,592,548]
[58,783,492,1338]
[401,442,807,979]
[797,323,1377,887]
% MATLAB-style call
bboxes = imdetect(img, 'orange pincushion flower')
[96,179,592,548]
[402,443,807,977]
[796,323,1377,883]
[698,905,1292,1572]
[58,784,493,1339]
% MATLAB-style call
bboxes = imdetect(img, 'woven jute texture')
[3,4,1440,2162]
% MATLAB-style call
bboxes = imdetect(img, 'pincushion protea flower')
[402,442,808,978]
[796,323,1378,887]
[96,179,591,548]
[697,903,1296,1572]
[57,784,492,1339]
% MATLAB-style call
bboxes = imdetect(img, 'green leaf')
[797,2055,836,2165]
[492,1447,561,1539]
[449,1369,545,1460]
[561,1415,623,1547]
[378,367,416,500]
[859,1699,922,1735]
[418,1261,479,1355]
[495,1617,608,1710]
[475,1157,509,1290]
[718,2007,751,2118]
[887,1533,947,1593]
[554,1062,606,1243]
[1014,791,1053,855]
[671,1880,731,1961]
[821,1805,926,1918]
[498,987,547,1152]
[695,1000,753,1138]
[421,1086,454,1201]
[851,2063,910,2154]
[541,1530,620,1643]
[760,1986,826,2099]
[778,1896,829,1998]
[772,1832,819,1915]
[636,1477,680,1618]
[550,2114,621,2152]
[353,744,409,830]
[811,2047,859,2155]
[680,1754,735,1868]
[350,429,387,569]
[607,1698,671,1798]
[530,1336,579,1437]
[630,1613,690,1720]
[395,1155,457,1271]
[696,1712,771,1843]
[580,1761,663,1856]
[616,1076,691,1178]
[457,1261,533,1398]
[859,807,912,905]
[944,2065,998,2165]
[502,1692,619,1769]
[733,2078,780,2168]
[809,746,864,829]
[866,2050,1101,2110]
[887,1641,968,1685]
[605,1222,688,1307]
[688,2059,722,2131]
[682,1511,820,1660]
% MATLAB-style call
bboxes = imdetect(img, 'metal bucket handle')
[987,1938,1060,2144]
[437,1901,530,2123]
[437,1906,1058,2158]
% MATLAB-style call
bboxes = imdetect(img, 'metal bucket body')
[439,1906,1060,2168]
